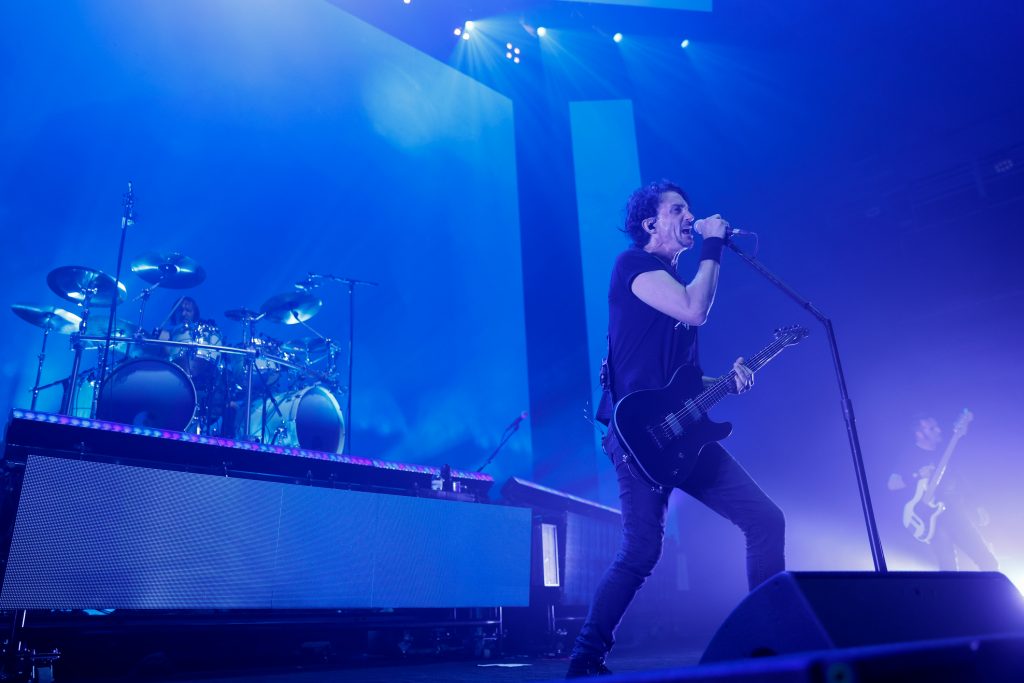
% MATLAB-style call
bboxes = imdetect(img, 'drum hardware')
[11,304,82,410]
[48,266,125,416]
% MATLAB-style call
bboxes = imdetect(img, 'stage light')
[613,32,623,43]
[537,26,547,37]
[464,20,475,30]
[462,32,471,40]
[680,39,690,48]
[506,42,513,49]
[403,0,411,4]
[454,27,462,36]
[514,57,520,64]
[506,51,513,59]
[514,47,520,55]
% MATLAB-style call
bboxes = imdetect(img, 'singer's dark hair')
[171,296,200,325]
[623,180,690,247]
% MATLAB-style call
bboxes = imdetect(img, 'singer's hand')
[694,214,729,239]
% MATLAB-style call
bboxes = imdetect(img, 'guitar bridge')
[646,425,664,450]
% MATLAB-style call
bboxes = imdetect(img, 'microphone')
[693,218,752,238]
[509,411,528,430]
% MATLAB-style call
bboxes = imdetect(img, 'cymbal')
[47,266,126,307]
[131,252,206,289]
[81,319,141,349]
[260,291,322,325]
[224,307,262,322]
[11,303,82,334]
[282,337,335,359]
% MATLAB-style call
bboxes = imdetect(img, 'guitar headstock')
[952,408,974,437]
[773,325,810,346]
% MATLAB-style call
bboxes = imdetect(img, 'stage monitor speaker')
[701,571,1024,663]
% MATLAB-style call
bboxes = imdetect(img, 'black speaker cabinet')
[701,571,1024,663]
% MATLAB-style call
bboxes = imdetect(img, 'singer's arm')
[631,258,720,325]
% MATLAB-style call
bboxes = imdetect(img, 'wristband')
[699,237,725,263]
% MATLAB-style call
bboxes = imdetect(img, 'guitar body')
[612,365,733,489]
[902,477,946,543]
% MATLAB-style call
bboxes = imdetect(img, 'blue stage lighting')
[454,27,462,36]
[680,39,690,48]
[506,51,513,59]
[537,26,548,37]
[514,57,520,64]
[613,32,623,43]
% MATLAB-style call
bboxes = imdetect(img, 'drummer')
[157,296,222,387]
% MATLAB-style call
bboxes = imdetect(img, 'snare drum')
[170,320,222,388]
[250,384,345,453]
[87,358,198,431]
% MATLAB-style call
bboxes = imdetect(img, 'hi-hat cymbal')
[260,291,322,325]
[224,307,262,322]
[47,266,126,307]
[11,303,83,334]
[131,252,206,289]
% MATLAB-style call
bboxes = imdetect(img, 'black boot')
[566,655,613,678]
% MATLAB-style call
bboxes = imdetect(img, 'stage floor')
[131,648,703,683]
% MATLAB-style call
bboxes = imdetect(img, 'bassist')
[887,414,997,571]
[567,181,786,678]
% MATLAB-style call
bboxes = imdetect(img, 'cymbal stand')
[241,315,257,441]
[96,183,135,411]
[132,277,165,332]
[59,290,96,416]
[307,272,378,455]
[29,326,52,410]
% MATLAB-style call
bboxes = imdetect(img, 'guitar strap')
[595,335,615,426]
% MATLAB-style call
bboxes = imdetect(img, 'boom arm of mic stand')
[725,240,888,573]
[476,423,521,473]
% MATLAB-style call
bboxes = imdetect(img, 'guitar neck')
[693,336,794,413]
[923,432,964,502]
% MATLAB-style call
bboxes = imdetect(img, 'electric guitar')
[611,326,809,489]
[902,409,974,544]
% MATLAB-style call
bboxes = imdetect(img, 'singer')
[567,180,786,678]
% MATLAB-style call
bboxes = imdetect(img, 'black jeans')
[931,501,998,571]
[571,432,786,660]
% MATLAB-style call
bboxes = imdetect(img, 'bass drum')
[94,358,198,432]
[253,384,345,453]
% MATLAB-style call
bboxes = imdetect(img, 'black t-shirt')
[596,246,700,423]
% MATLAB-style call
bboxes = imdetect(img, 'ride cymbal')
[131,252,206,289]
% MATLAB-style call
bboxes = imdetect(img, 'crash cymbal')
[131,252,206,289]
[260,291,322,325]
[224,307,262,322]
[11,303,83,334]
[47,266,126,306]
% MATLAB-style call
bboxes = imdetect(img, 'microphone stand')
[95,182,134,414]
[476,416,526,473]
[726,239,887,572]
[307,272,378,456]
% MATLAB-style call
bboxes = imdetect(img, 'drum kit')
[14,254,350,454]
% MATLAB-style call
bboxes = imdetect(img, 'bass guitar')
[612,326,809,489]
[902,409,974,543]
